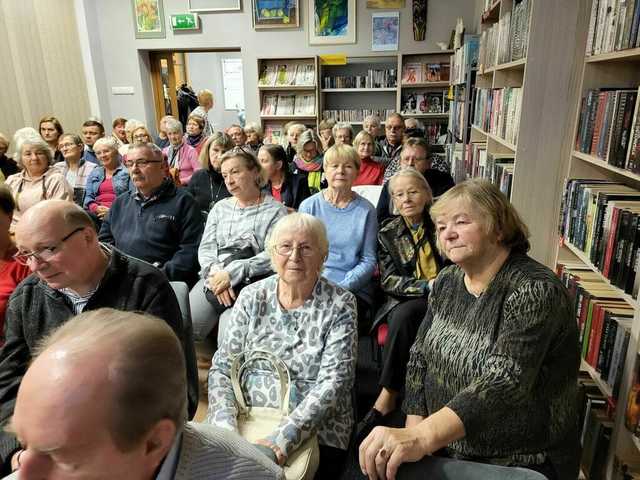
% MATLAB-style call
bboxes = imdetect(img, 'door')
[150,52,179,130]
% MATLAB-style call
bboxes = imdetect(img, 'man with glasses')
[99,142,203,287]
[377,137,454,223]
[0,200,198,476]
[380,113,406,182]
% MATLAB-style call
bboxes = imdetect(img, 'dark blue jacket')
[83,164,131,210]
[262,172,311,210]
[82,146,99,164]
[99,179,203,286]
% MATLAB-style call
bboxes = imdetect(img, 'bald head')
[16,200,92,237]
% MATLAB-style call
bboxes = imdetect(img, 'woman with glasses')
[84,137,130,229]
[162,118,200,186]
[291,129,324,194]
[0,185,30,346]
[5,135,72,231]
[208,213,357,478]
[258,144,310,211]
[189,147,287,341]
[357,169,444,442]
[53,134,97,206]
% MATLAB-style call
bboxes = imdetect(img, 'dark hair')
[82,120,105,134]
[404,136,430,156]
[0,185,15,216]
[112,117,127,129]
[39,116,64,136]
[260,144,288,171]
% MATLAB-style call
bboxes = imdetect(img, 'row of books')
[478,0,531,70]
[401,92,449,115]
[322,69,397,89]
[260,93,315,116]
[559,179,640,297]
[575,87,640,173]
[586,0,640,56]
[258,63,316,87]
[450,36,479,85]
[463,142,515,196]
[472,87,523,146]
[400,62,450,84]
[321,109,394,123]
[448,98,466,140]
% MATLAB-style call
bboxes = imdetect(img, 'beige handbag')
[230,350,320,480]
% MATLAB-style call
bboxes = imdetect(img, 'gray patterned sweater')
[207,275,358,455]
[403,253,580,478]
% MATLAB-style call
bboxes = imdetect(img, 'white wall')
[83,0,479,132]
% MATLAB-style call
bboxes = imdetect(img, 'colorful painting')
[366,0,404,8]
[371,12,399,51]
[308,0,356,45]
[132,0,165,38]
[252,0,299,28]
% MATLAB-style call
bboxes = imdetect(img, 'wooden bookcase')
[257,56,319,144]
[554,0,640,475]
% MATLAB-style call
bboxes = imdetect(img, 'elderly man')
[7,308,283,479]
[99,142,202,287]
[81,119,105,164]
[380,113,406,182]
[377,137,454,223]
[0,200,198,475]
[227,124,247,147]
[333,122,354,146]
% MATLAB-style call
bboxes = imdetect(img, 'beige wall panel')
[0,2,27,140]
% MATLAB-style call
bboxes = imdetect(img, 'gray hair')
[127,142,163,161]
[404,118,423,129]
[244,122,263,137]
[388,168,433,203]
[295,129,322,155]
[124,119,144,143]
[165,118,183,135]
[363,115,381,128]
[94,136,119,152]
[267,213,329,266]
[15,135,53,165]
[332,122,354,140]
[220,147,267,188]
[287,123,306,136]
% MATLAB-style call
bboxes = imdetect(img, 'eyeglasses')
[275,244,314,257]
[58,143,80,150]
[124,159,162,168]
[14,227,85,266]
[230,146,254,155]
[392,190,423,200]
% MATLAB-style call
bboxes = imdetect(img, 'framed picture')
[252,0,299,29]
[366,0,404,8]
[132,0,166,39]
[188,0,242,12]
[308,0,356,45]
[371,11,399,51]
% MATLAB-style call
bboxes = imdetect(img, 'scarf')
[185,132,204,147]
[293,154,322,172]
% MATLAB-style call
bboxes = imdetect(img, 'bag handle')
[230,350,291,416]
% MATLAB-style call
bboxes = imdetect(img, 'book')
[258,64,277,87]
[275,94,295,115]
[402,63,423,84]
[275,64,296,87]
[260,94,278,116]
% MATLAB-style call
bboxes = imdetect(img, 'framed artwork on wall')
[132,0,166,39]
[252,0,299,29]
[308,0,356,45]
[366,0,404,8]
[371,11,399,51]
[188,0,242,12]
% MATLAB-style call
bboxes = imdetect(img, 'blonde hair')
[353,130,374,151]
[244,122,263,138]
[35,308,187,451]
[198,132,233,170]
[197,89,214,106]
[131,126,152,143]
[388,168,433,207]
[0,133,8,150]
[267,213,329,267]
[323,144,360,172]
[430,178,530,254]
[124,119,144,143]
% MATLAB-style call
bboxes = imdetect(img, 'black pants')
[379,298,429,392]
[355,295,373,337]
[315,445,348,479]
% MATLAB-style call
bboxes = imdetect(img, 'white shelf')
[573,151,640,183]
[321,88,396,92]
[400,81,450,88]
[581,359,613,398]
[471,125,517,151]
[260,115,317,120]
[258,85,316,91]
[484,58,527,73]
[585,47,640,64]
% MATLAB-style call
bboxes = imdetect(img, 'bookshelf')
[257,56,319,144]
[318,54,397,128]
[555,0,640,475]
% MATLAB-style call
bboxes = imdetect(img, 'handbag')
[230,350,320,480]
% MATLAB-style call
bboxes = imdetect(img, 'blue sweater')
[299,191,377,303]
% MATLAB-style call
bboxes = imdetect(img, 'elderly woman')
[189,147,287,341]
[187,132,233,219]
[357,169,443,442]
[5,136,72,230]
[154,115,175,149]
[118,119,144,156]
[359,179,580,480]
[163,118,200,185]
[353,130,384,186]
[185,113,208,156]
[259,144,310,210]
[131,125,152,144]
[111,117,128,149]
[54,134,97,206]
[284,122,306,164]
[291,129,324,194]
[318,119,336,151]
[207,212,357,477]
[39,116,64,163]
[244,122,264,154]
[191,89,214,137]
[0,133,18,179]
[299,144,377,330]
[84,137,130,228]
[333,122,354,146]
[0,185,30,345]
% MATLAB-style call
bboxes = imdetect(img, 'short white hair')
[165,118,183,134]
[332,122,354,139]
[94,137,119,152]
[267,213,329,264]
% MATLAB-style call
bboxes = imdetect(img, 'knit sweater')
[299,191,377,303]
[403,253,580,478]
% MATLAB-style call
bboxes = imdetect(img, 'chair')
[352,184,383,207]
[170,281,193,329]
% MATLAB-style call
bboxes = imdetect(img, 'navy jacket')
[99,179,203,287]
[263,173,311,210]
[187,168,230,219]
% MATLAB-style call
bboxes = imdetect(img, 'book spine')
[603,205,621,277]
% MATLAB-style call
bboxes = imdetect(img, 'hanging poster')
[308,0,356,45]
[132,0,165,38]
[371,11,399,51]
[252,0,299,28]
[366,0,404,8]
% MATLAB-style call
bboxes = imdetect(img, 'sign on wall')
[221,58,245,110]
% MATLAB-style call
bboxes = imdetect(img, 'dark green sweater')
[403,253,580,478]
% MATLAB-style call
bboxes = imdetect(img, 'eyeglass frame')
[123,159,163,168]
[274,243,315,258]
[14,227,86,266]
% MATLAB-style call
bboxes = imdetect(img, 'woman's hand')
[359,426,429,480]
[96,205,109,219]
[215,287,236,307]
[255,438,287,466]
[207,270,231,294]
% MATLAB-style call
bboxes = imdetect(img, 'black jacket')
[263,173,311,210]
[187,168,231,220]
[99,179,203,287]
[377,168,455,223]
[0,155,18,179]
[0,248,198,471]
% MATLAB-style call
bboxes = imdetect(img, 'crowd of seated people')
[0,106,580,480]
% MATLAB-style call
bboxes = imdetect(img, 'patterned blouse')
[207,275,358,456]
[403,253,580,477]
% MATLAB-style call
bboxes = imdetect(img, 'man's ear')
[143,419,177,461]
